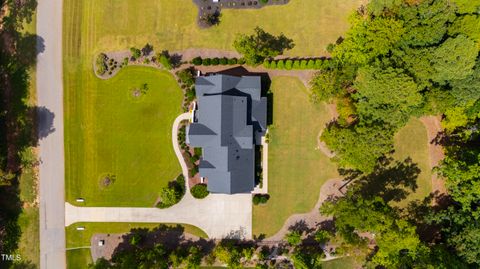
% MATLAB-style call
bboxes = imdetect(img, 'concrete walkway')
[37,0,66,268]
[66,113,253,239]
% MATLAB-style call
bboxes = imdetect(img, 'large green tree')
[353,66,421,128]
[233,27,294,65]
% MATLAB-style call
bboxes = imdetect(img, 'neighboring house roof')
[187,74,267,194]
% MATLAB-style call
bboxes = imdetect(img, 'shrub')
[315,59,323,69]
[191,184,209,199]
[307,59,315,69]
[202,58,211,66]
[177,68,195,87]
[189,165,199,177]
[253,194,270,205]
[285,59,293,70]
[263,59,270,68]
[219,57,228,65]
[192,56,202,65]
[158,53,172,70]
[211,57,220,65]
[270,61,277,69]
[291,60,299,69]
[123,57,129,66]
[237,58,246,65]
[260,0,268,3]
[157,174,185,208]
[300,60,308,69]
[130,47,141,60]
[326,43,335,53]
[228,58,237,65]
[277,60,285,69]
[95,53,108,75]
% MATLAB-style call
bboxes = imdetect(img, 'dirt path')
[265,178,344,242]
[419,116,447,198]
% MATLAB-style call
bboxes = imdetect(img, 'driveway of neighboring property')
[37,0,66,268]
[65,113,253,239]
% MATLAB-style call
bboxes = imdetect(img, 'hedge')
[191,57,241,66]
[263,58,331,70]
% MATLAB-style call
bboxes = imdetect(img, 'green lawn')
[393,118,432,203]
[64,66,183,207]
[322,257,357,269]
[253,77,338,237]
[64,0,361,58]
[66,222,207,268]
[67,248,92,269]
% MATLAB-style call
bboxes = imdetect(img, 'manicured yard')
[393,118,432,203]
[66,222,207,268]
[64,66,183,207]
[322,257,358,269]
[253,77,338,237]
[64,0,361,57]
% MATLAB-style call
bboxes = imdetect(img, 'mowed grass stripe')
[253,77,338,237]
[72,0,361,57]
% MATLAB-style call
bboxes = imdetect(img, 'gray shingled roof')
[188,74,267,194]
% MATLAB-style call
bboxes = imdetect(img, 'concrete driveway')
[66,191,252,239]
[37,0,66,268]
[66,113,253,239]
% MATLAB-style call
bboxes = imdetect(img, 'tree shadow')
[111,224,216,261]
[288,220,314,235]
[339,156,421,204]
[36,106,55,140]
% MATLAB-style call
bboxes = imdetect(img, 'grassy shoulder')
[253,77,338,237]
[66,222,207,268]
[64,66,183,207]
[63,0,361,57]
[393,118,432,204]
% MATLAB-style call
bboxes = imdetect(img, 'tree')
[233,27,294,65]
[430,35,478,84]
[333,14,405,65]
[190,184,209,199]
[200,10,221,27]
[157,51,173,70]
[451,0,480,14]
[321,124,394,173]
[130,47,141,60]
[353,66,421,128]
[448,15,480,44]
[191,56,202,65]
[285,230,302,246]
[398,0,456,47]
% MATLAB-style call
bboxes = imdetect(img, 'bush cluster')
[191,184,209,199]
[263,58,331,70]
[95,53,108,75]
[157,174,185,208]
[178,126,201,177]
[191,56,244,66]
[253,194,270,205]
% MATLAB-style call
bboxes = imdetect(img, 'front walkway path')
[65,113,253,239]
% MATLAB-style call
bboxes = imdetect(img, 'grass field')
[253,77,338,237]
[67,248,92,269]
[394,118,432,203]
[64,0,361,58]
[322,257,357,269]
[64,66,183,207]
[66,222,207,268]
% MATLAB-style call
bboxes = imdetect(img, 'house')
[187,74,267,194]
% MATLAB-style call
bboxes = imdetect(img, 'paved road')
[36,0,66,268]
[66,113,253,239]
